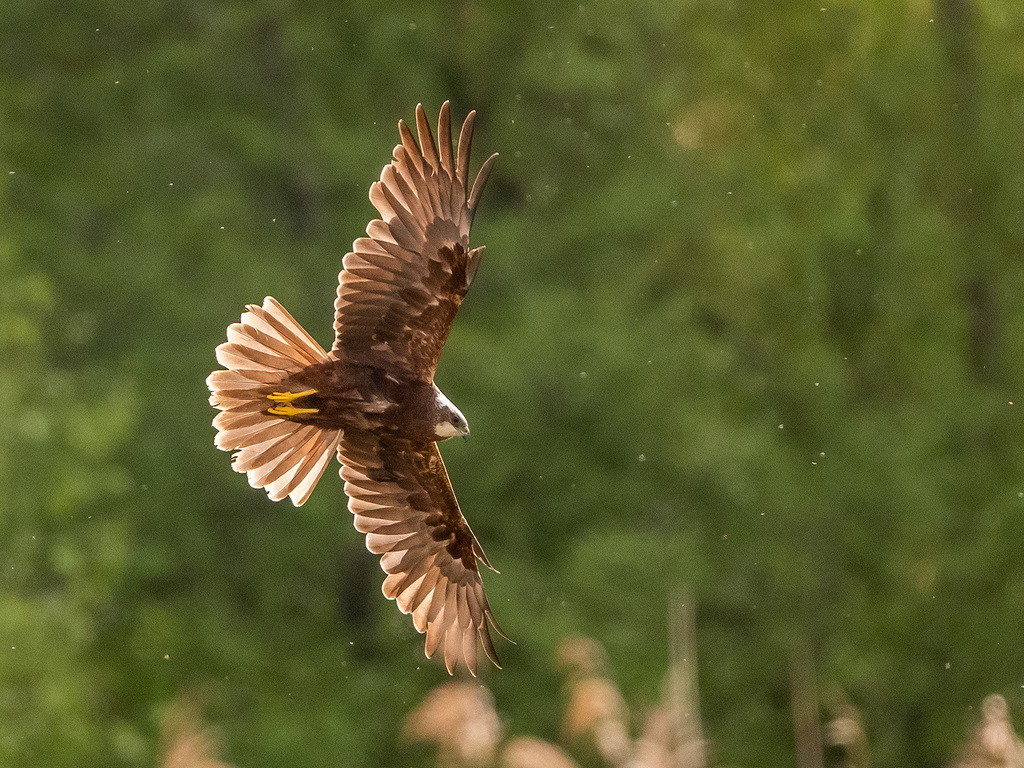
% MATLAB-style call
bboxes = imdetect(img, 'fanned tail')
[206,296,341,506]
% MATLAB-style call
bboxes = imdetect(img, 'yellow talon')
[268,404,319,417]
[268,389,317,403]
[267,389,319,417]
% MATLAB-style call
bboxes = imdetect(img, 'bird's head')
[433,387,471,441]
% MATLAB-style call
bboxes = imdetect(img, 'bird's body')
[206,102,503,675]
[273,361,462,443]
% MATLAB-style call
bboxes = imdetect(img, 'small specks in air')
[408,22,417,30]
[671,200,678,207]
[815,382,820,387]
[579,371,587,379]
[163,654,170,660]
[945,662,952,670]
[778,423,784,429]
[638,454,646,462]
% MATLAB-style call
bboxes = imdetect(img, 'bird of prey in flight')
[206,102,504,675]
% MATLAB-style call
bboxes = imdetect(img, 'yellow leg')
[267,389,319,417]
[268,389,317,403]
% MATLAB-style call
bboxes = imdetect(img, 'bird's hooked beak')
[434,387,471,442]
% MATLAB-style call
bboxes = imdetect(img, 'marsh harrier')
[207,102,503,675]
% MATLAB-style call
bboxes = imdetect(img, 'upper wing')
[338,429,504,675]
[332,101,497,379]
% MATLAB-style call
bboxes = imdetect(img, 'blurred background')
[2,1,1024,766]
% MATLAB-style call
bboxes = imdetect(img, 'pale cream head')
[434,387,470,440]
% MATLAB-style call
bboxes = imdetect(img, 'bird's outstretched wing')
[331,101,497,380]
[338,430,505,675]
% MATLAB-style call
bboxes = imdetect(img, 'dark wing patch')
[332,102,497,379]
[337,430,504,675]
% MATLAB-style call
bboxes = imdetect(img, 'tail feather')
[207,296,341,507]
[243,298,328,362]
[227,322,323,366]
[208,368,282,390]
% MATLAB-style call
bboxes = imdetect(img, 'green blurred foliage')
[2,0,1024,766]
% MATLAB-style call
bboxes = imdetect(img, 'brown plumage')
[206,102,503,675]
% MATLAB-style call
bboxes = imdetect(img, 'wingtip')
[479,627,503,670]
[487,612,514,644]
[467,151,498,215]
